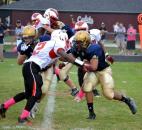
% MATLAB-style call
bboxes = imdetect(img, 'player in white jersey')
[30,10,76,118]
[30,10,60,118]
[30,12,55,118]
[43,8,79,96]
[0,28,89,124]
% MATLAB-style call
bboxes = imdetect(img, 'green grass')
[0,59,47,130]
[0,59,142,130]
[53,63,142,130]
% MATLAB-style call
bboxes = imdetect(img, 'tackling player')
[73,31,137,119]
[0,29,88,124]
[58,21,109,102]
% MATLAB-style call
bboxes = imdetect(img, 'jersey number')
[33,42,46,55]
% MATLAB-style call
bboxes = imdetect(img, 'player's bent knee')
[103,89,114,100]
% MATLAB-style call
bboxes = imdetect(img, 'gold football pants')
[83,67,115,99]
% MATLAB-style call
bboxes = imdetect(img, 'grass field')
[0,59,142,130]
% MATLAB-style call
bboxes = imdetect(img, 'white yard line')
[41,75,57,130]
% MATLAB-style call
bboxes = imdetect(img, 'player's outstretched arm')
[57,49,84,66]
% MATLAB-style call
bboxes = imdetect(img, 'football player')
[58,21,105,102]
[17,25,37,64]
[43,8,74,38]
[43,8,78,96]
[73,31,137,119]
[30,9,76,118]
[0,25,38,125]
[0,29,88,124]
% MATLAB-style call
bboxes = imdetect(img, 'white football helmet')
[74,21,89,31]
[51,29,68,42]
[43,8,59,20]
[31,13,43,21]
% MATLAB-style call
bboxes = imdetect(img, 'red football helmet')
[43,8,59,28]
[31,13,43,26]
[43,8,59,21]
[31,13,42,21]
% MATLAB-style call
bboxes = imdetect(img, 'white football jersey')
[89,29,101,43]
[25,40,68,69]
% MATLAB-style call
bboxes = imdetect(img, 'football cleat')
[18,117,32,126]
[125,98,137,114]
[29,103,39,119]
[93,89,100,97]
[87,112,96,120]
[71,88,79,97]
[0,104,7,118]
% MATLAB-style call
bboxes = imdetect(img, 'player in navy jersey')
[0,25,38,125]
[72,31,137,119]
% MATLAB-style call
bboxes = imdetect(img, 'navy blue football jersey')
[85,44,109,71]
[71,42,109,71]
[70,41,86,60]
[17,41,36,58]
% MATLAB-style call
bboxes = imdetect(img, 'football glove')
[83,63,94,72]
[105,52,114,65]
